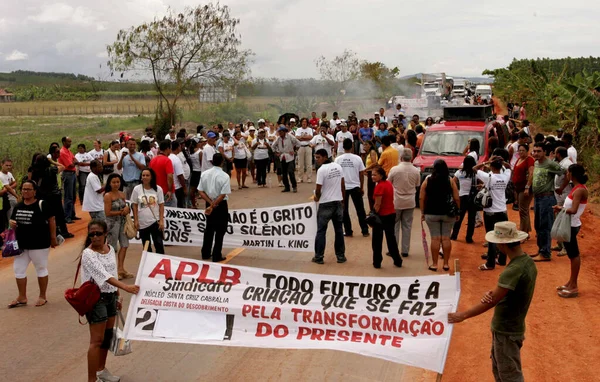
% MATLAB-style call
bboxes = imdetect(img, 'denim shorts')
[86,292,117,325]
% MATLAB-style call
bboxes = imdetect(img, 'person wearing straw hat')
[448,221,537,382]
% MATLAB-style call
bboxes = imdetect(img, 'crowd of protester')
[1,102,590,382]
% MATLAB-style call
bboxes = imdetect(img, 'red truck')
[414,105,495,180]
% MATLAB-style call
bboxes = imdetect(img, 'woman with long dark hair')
[371,166,403,269]
[131,168,165,254]
[363,140,379,212]
[420,159,460,271]
[463,138,480,161]
[81,219,139,382]
[425,117,434,127]
[103,141,122,183]
[7,180,57,308]
[554,164,588,298]
[103,174,131,279]
[451,156,477,243]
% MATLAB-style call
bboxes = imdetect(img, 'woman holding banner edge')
[131,168,165,254]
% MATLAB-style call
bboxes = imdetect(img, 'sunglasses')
[88,231,105,238]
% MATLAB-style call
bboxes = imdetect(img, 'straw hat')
[485,221,528,244]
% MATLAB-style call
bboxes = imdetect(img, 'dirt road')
[0,175,597,381]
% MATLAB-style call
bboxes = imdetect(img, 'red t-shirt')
[374,180,396,216]
[149,154,174,193]
[309,118,320,127]
[512,156,534,191]
[58,146,76,171]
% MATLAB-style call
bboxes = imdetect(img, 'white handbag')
[110,310,133,356]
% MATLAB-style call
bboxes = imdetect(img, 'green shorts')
[86,292,117,325]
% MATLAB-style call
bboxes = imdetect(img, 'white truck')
[452,79,470,97]
[475,84,493,101]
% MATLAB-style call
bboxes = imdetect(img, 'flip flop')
[556,285,568,291]
[8,300,27,309]
[443,266,450,271]
[35,299,48,307]
[479,264,495,271]
[558,289,579,298]
[428,266,438,272]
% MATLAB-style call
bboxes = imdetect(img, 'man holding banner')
[449,221,537,382]
[198,153,231,262]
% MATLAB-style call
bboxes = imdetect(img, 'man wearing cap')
[295,118,314,183]
[555,127,564,140]
[165,128,177,142]
[257,119,267,133]
[398,113,408,129]
[273,126,300,193]
[449,221,537,382]
[394,103,406,118]
[289,118,297,133]
[335,122,353,157]
[201,132,218,174]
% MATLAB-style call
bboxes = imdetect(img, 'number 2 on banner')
[135,308,157,332]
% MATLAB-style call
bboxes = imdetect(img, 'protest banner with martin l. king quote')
[130,202,316,252]
[124,252,461,373]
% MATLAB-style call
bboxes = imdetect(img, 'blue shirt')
[359,128,374,142]
[375,129,389,148]
[121,152,145,182]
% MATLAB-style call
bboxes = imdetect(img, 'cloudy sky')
[1,0,598,79]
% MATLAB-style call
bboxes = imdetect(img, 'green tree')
[360,61,400,100]
[107,3,253,133]
[315,50,361,110]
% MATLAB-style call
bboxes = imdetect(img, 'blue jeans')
[61,171,76,220]
[534,194,556,257]
[314,201,345,259]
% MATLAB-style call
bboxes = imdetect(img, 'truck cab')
[413,105,495,183]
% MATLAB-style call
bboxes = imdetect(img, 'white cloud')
[28,2,97,27]
[2,0,599,78]
[96,51,109,58]
[5,50,29,61]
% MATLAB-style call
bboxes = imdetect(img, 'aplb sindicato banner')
[124,252,461,373]
[130,202,316,253]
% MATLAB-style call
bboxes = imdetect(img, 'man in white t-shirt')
[313,149,346,264]
[0,158,19,221]
[310,124,335,166]
[82,160,106,220]
[295,118,314,183]
[335,138,369,237]
[329,112,341,130]
[169,140,187,208]
[201,132,217,173]
[75,143,93,204]
[335,122,353,157]
[474,156,512,270]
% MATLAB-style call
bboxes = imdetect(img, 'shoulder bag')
[475,173,493,209]
[103,150,115,175]
[64,256,101,322]
[365,211,383,227]
[446,177,459,217]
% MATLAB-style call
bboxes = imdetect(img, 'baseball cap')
[249,126,256,131]
[290,118,296,123]
[277,125,288,132]
[257,118,266,124]
[207,132,217,139]
[556,128,564,132]
[374,112,380,115]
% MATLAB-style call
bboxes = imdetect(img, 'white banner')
[124,252,461,373]
[131,202,316,253]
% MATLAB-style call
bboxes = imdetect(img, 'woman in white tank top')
[553,164,588,298]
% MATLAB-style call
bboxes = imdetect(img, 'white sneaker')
[278,182,283,187]
[97,368,120,382]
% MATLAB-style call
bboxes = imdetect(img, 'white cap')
[258,118,265,123]
[290,118,296,122]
